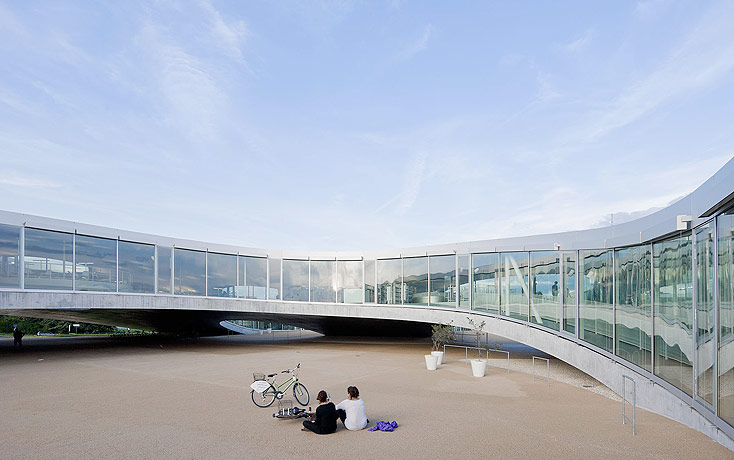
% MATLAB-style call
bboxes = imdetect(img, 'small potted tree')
[466,317,488,377]
[429,322,454,367]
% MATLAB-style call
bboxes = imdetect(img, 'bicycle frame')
[266,367,300,395]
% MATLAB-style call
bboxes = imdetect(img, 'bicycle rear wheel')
[251,385,277,407]
[293,382,310,406]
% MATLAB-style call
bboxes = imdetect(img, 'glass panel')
[364,260,375,303]
[718,212,734,424]
[157,246,172,294]
[269,258,281,300]
[653,234,693,396]
[75,235,116,292]
[238,256,267,300]
[472,253,499,313]
[118,241,154,293]
[563,252,577,334]
[429,255,456,307]
[207,252,236,297]
[695,223,715,405]
[530,251,560,330]
[283,259,308,301]
[615,245,652,371]
[403,257,428,305]
[0,224,19,288]
[458,255,470,308]
[501,252,529,320]
[579,250,613,352]
[24,228,72,290]
[174,248,205,296]
[311,260,335,303]
[377,259,401,305]
[337,260,363,304]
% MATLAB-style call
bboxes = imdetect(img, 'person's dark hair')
[317,390,328,403]
[347,386,359,399]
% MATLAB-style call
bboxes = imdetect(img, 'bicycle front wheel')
[251,385,277,408]
[293,382,310,406]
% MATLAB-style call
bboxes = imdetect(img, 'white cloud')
[199,0,248,62]
[397,23,433,61]
[0,172,62,189]
[562,29,594,53]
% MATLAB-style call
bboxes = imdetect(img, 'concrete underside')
[1,290,732,449]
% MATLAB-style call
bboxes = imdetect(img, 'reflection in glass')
[364,260,375,303]
[695,223,715,406]
[337,260,363,303]
[283,259,308,301]
[403,257,428,305]
[269,258,281,300]
[501,253,529,320]
[472,253,499,313]
[563,252,577,334]
[75,235,117,292]
[579,250,613,352]
[311,260,335,303]
[653,234,693,395]
[377,259,401,305]
[207,252,236,297]
[0,224,19,288]
[118,241,154,293]
[718,212,734,424]
[615,245,652,371]
[529,251,560,330]
[24,228,72,290]
[238,256,267,300]
[157,246,172,294]
[174,248,205,296]
[458,255,469,308]
[430,255,455,307]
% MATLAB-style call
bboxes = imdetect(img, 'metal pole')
[19,226,24,289]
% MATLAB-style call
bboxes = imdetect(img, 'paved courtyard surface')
[0,335,730,459]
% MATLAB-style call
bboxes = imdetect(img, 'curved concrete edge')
[2,290,733,449]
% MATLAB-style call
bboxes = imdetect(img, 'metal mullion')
[334,258,338,304]
[308,257,311,302]
[692,230,699,402]
[116,238,119,293]
[154,245,158,293]
[236,252,239,298]
[19,226,24,289]
[280,257,283,300]
[401,257,404,305]
[612,249,617,355]
[266,255,270,300]
[713,217,720,416]
[427,255,431,307]
[576,250,580,338]
[468,254,473,310]
[72,232,76,291]
[560,252,564,333]
[650,242,655,376]
[170,247,175,294]
[205,250,209,296]
[362,257,365,304]
[455,252,459,309]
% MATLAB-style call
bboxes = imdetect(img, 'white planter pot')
[471,359,487,377]
[425,354,438,371]
[431,351,444,366]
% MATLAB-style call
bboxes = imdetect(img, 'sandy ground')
[0,335,730,460]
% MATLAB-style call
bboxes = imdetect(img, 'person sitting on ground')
[302,390,337,434]
[335,386,368,430]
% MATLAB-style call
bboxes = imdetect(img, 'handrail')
[622,375,636,435]
[532,356,549,387]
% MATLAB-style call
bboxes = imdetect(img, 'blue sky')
[1,1,733,251]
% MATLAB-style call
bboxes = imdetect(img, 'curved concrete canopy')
[2,157,734,448]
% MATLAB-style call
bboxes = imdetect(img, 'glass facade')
[118,241,155,294]
[157,246,172,294]
[283,259,308,301]
[269,258,281,300]
[615,245,652,371]
[501,252,529,320]
[458,255,469,308]
[429,254,456,308]
[403,257,428,305]
[310,260,335,303]
[695,223,715,406]
[337,260,362,304]
[377,258,401,305]
[472,253,499,313]
[719,212,734,425]
[174,248,205,296]
[563,252,577,334]
[653,234,693,396]
[364,260,375,303]
[579,250,613,353]
[238,256,267,300]
[24,228,73,290]
[0,224,19,288]
[529,251,560,330]
[75,235,117,292]
[207,252,236,297]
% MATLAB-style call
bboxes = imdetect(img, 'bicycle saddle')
[267,373,277,377]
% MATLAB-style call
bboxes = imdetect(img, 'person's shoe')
[301,428,308,431]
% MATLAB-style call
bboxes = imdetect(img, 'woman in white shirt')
[335,386,368,430]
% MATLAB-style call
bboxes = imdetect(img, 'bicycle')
[250,363,310,407]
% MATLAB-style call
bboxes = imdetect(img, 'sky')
[1,1,733,252]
